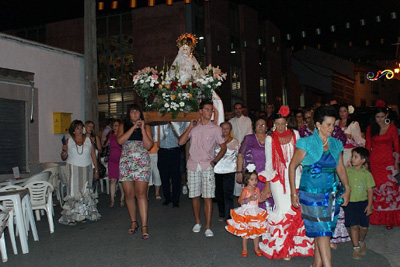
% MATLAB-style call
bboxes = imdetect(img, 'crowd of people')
[59,98,400,267]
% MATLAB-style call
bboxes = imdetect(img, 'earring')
[318,127,320,130]
[385,118,391,124]
[272,124,276,131]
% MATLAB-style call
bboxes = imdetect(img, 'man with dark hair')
[179,99,227,237]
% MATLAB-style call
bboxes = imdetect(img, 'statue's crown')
[176,33,197,51]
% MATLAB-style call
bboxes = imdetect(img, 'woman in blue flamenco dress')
[288,106,351,267]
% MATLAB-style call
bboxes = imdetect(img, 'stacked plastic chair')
[0,205,10,262]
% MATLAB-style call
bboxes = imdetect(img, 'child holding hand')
[226,164,268,258]
[344,147,375,260]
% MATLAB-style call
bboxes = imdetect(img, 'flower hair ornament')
[246,163,256,172]
[348,105,355,114]
[277,105,290,117]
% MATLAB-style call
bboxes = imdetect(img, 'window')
[0,98,26,174]
[360,73,365,84]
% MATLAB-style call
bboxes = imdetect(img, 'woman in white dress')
[335,104,365,166]
[259,106,314,260]
[60,120,101,225]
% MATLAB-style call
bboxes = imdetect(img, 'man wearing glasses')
[179,99,227,238]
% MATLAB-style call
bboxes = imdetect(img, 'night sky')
[1,0,399,60]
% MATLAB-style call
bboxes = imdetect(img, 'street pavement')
[4,188,399,267]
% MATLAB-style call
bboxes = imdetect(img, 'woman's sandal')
[254,249,262,257]
[241,250,248,257]
[128,221,139,235]
[120,201,125,208]
[142,226,149,240]
[109,202,115,208]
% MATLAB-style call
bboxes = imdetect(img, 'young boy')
[344,147,375,260]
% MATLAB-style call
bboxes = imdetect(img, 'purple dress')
[107,133,122,179]
[239,134,274,211]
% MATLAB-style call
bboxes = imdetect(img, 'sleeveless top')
[124,123,143,141]
[67,136,93,167]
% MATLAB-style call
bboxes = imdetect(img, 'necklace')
[255,134,265,147]
[75,137,84,155]
[322,139,328,146]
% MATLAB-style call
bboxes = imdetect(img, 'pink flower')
[133,75,138,80]
[214,74,219,79]
[151,75,158,79]
[278,106,290,117]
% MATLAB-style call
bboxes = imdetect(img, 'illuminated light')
[199,36,204,40]
[349,41,352,47]
[316,28,321,35]
[301,31,306,38]
[258,38,262,45]
[365,40,370,46]
[243,41,247,47]
[345,22,351,29]
[360,19,365,26]
[286,34,291,41]
[110,77,117,81]
[203,47,206,53]
[259,62,262,65]
[216,45,220,51]
[380,38,384,44]
[230,43,234,49]
[376,15,381,22]
[271,36,276,43]
[330,25,335,32]
[395,68,400,74]
[367,70,394,81]
[391,12,397,19]
[230,51,236,54]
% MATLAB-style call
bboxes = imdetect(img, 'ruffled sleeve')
[295,136,308,152]
[390,125,400,154]
[258,136,277,183]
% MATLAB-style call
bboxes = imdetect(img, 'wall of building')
[46,18,84,54]
[0,34,85,173]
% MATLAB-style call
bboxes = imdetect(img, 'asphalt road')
[4,188,398,267]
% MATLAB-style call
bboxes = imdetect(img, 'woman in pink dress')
[105,119,124,208]
[366,104,400,229]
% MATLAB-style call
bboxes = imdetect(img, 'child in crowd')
[225,164,268,258]
[344,147,375,260]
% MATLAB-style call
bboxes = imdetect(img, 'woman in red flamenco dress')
[366,105,400,229]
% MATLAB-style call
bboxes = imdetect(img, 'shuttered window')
[0,98,26,174]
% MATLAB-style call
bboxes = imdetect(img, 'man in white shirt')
[229,103,252,144]
[229,103,253,197]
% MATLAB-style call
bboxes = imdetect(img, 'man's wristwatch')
[212,161,218,166]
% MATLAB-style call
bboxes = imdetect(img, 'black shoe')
[173,202,179,208]
[162,200,171,206]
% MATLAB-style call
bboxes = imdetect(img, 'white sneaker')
[205,229,214,237]
[182,185,188,195]
[192,224,201,233]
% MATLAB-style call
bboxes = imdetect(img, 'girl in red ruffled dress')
[226,164,268,258]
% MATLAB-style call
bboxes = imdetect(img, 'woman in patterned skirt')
[117,104,153,239]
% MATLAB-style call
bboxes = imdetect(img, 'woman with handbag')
[60,120,101,225]
[104,119,125,208]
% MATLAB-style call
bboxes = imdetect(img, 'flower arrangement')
[133,64,226,119]
[133,67,159,105]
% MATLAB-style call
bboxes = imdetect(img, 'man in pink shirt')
[179,99,227,237]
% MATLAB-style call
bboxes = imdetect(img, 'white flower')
[164,103,170,108]
[246,164,256,172]
[208,85,211,88]
[140,80,144,84]
[216,82,221,86]
[179,102,185,107]
[348,105,355,114]
[172,106,177,110]
[162,93,166,97]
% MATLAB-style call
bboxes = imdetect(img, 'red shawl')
[270,129,296,193]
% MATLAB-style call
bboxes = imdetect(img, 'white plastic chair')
[23,181,54,234]
[42,162,60,170]
[42,166,61,208]
[21,171,51,187]
[0,205,10,262]
[0,185,23,255]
